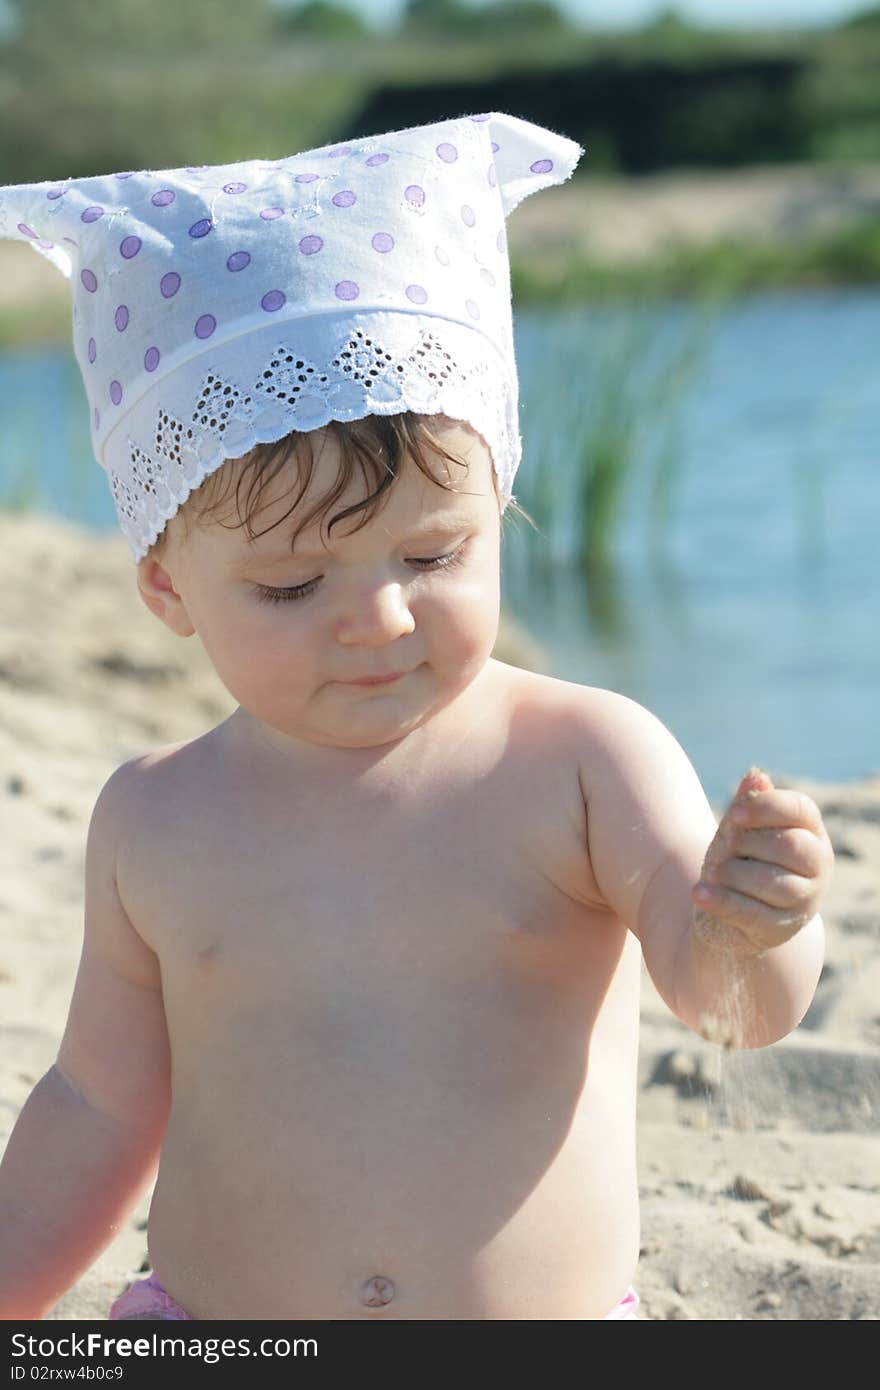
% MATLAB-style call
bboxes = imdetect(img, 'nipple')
[359,1274,396,1307]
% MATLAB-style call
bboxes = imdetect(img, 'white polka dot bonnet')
[0,111,583,562]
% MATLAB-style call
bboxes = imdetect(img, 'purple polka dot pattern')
[0,110,584,562]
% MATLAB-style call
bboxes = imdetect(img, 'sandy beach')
[0,510,877,1320]
[510,160,880,264]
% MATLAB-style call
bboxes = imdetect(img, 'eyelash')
[253,542,469,604]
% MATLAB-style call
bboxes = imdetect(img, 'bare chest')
[120,714,614,1015]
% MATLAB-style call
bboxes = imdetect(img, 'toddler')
[0,113,831,1320]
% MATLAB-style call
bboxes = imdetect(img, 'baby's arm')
[0,762,171,1319]
[578,692,826,1048]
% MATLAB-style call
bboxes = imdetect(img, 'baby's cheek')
[198,611,296,700]
[440,583,499,667]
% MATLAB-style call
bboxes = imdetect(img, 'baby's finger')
[727,826,826,878]
[734,765,774,800]
[691,903,804,956]
[704,855,818,912]
[729,788,826,836]
[691,882,811,951]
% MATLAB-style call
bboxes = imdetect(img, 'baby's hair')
[145,411,534,563]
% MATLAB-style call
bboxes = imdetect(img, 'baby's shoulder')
[495,661,684,792]
[102,729,219,836]
[495,659,651,744]
[102,732,224,926]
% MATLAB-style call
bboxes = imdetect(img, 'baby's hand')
[691,766,834,956]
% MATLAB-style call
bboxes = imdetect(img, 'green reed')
[516,285,729,583]
[0,405,42,515]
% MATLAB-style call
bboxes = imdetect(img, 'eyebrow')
[239,513,479,566]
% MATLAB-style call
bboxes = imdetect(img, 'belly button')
[359,1275,396,1307]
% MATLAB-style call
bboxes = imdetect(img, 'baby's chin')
[316,703,437,752]
[245,703,431,759]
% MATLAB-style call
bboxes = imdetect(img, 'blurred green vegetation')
[0,0,879,324]
[1,0,879,180]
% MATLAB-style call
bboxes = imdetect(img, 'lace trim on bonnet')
[110,322,518,563]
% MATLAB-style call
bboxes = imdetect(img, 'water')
[1,286,878,804]
[506,287,880,803]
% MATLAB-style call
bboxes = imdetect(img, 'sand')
[510,160,880,265]
[0,511,877,1320]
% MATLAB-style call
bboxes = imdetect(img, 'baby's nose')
[336,580,416,644]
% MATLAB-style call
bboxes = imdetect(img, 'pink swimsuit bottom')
[109,1271,639,1320]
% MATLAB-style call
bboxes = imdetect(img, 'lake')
[1,285,878,804]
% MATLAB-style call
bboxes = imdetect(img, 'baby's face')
[137,419,501,758]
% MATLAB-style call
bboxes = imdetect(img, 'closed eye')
[253,541,469,604]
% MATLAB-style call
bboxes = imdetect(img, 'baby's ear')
[135,557,196,638]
